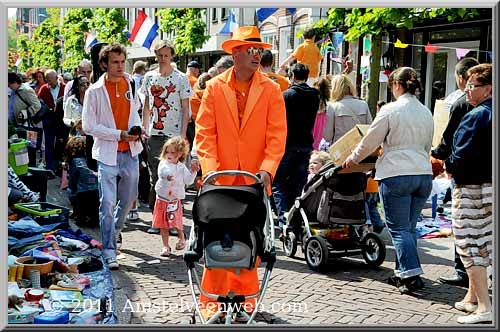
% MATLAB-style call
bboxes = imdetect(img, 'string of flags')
[388,39,492,60]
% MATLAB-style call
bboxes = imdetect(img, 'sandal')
[160,247,171,257]
[175,241,186,251]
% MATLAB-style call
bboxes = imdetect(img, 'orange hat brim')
[221,40,272,54]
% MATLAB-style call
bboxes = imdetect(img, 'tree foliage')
[314,8,483,113]
[89,8,129,45]
[61,8,93,70]
[16,34,31,72]
[156,8,210,56]
[30,18,61,70]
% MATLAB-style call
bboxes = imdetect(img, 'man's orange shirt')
[105,77,130,152]
[292,39,323,78]
[187,74,198,89]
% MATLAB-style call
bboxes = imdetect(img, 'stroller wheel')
[361,233,386,268]
[283,232,297,257]
[305,236,329,271]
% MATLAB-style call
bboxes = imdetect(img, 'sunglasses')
[465,83,486,90]
[245,47,264,56]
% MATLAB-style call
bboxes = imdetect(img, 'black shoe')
[387,275,402,287]
[169,228,178,236]
[405,275,425,291]
[439,273,469,287]
[147,227,160,234]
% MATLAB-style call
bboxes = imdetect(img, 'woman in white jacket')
[63,75,90,130]
[343,67,434,294]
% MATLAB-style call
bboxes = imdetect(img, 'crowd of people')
[7,25,492,324]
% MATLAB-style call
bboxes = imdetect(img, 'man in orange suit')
[195,26,287,317]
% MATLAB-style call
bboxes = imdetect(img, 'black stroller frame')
[184,170,276,324]
[282,162,386,271]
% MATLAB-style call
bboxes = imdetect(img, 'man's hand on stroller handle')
[256,170,271,188]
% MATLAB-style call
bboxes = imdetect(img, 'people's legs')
[160,228,170,251]
[289,147,311,204]
[379,176,423,280]
[366,193,384,230]
[43,124,56,171]
[408,174,432,272]
[146,137,163,233]
[97,161,119,260]
[271,150,293,228]
[469,266,491,313]
[115,152,139,236]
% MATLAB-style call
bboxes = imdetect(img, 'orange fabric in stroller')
[199,257,260,318]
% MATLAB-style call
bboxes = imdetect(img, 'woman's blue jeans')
[379,174,432,279]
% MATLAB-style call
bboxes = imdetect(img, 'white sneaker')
[105,257,119,270]
[454,301,478,313]
[457,311,492,324]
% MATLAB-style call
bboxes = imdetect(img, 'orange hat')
[221,26,272,54]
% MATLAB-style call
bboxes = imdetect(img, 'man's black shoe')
[405,275,425,291]
[438,273,469,287]
[147,227,160,234]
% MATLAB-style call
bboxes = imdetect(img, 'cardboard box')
[432,99,450,147]
[329,124,378,167]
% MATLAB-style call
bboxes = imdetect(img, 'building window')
[212,8,218,22]
[262,33,277,49]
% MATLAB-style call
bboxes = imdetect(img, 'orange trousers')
[199,257,260,318]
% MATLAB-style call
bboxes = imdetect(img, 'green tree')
[30,18,61,70]
[90,8,129,45]
[156,8,210,56]
[61,8,94,70]
[16,34,31,72]
[314,8,482,114]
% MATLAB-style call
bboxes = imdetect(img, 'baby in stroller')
[184,171,276,324]
[283,161,386,271]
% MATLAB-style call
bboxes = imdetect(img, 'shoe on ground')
[147,227,160,234]
[105,257,119,270]
[127,209,139,221]
[176,241,186,251]
[439,273,468,287]
[160,246,171,257]
[405,275,425,291]
[116,232,122,250]
[454,301,478,313]
[457,311,492,324]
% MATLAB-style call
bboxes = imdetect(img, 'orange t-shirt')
[190,89,204,122]
[105,77,131,152]
[233,79,250,127]
[187,74,198,88]
[264,72,289,91]
[292,39,323,78]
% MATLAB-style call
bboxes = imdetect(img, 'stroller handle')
[202,170,262,186]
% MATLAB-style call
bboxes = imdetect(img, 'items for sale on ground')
[7,215,117,325]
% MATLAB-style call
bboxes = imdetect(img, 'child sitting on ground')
[307,150,331,182]
[153,136,200,257]
[65,136,99,225]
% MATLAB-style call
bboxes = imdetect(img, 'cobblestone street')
[47,178,489,326]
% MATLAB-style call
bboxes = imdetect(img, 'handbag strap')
[14,89,30,108]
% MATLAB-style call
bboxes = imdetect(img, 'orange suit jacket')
[195,67,287,187]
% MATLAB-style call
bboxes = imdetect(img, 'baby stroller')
[282,162,386,271]
[184,170,276,324]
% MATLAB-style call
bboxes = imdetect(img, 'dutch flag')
[129,10,159,50]
[219,9,238,35]
[84,32,98,54]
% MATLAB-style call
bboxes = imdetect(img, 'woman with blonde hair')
[322,74,372,146]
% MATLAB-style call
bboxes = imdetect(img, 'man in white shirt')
[82,43,143,270]
[140,40,193,234]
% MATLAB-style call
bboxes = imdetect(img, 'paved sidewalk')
[47,178,489,326]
